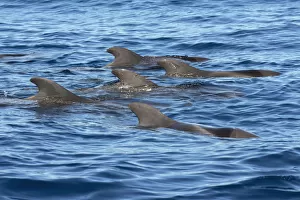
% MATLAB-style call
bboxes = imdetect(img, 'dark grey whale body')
[129,102,258,139]
[27,77,92,104]
[158,59,280,78]
[106,46,209,67]
[0,54,27,58]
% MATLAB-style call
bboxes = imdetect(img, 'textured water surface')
[0,0,300,199]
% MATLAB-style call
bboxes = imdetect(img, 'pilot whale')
[129,102,258,139]
[158,59,280,78]
[106,46,209,67]
[26,77,92,104]
[77,69,159,93]
[99,69,242,97]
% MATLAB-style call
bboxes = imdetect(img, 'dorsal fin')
[129,102,175,128]
[112,69,158,88]
[26,77,90,103]
[106,46,143,67]
[158,59,206,77]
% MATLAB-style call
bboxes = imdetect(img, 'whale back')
[129,102,175,128]
[106,46,143,67]
[26,77,90,103]
[229,70,280,77]
[158,59,280,78]
[112,69,158,88]
[204,127,258,138]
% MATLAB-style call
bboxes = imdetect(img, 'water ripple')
[0,0,299,199]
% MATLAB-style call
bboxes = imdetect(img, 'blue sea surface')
[0,0,300,199]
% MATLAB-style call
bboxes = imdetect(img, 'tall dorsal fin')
[129,102,175,128]
[112,69,158,88]
[106,46,143,67]
[26,77,90,103]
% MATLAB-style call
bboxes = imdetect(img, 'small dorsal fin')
[157,59,205,77]
[106,46,143,67]
[129,102,175,128]
[112,69,158,88]
[26,77,90,103]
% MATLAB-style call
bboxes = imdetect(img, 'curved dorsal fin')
[26,77,90,103]
[112,69,158,88]
[158,59,206,77]
[129,102,175,128]
[106,46,143,67]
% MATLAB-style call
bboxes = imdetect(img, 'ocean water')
[0,0,300,199]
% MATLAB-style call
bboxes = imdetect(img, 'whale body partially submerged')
[158,59,280,78]
[129,102,258,139]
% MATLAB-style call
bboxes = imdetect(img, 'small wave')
[241,148,300,168]
[0,177,127,200]
[42,31,81,38]
[172,42,246,51]
[34,43,80,49]
[227,29,264,37]
[197,175,300,200]
[167,0,197,6]
[58,69,76,75]
[233,60,280,68]
[147,37,176,42]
